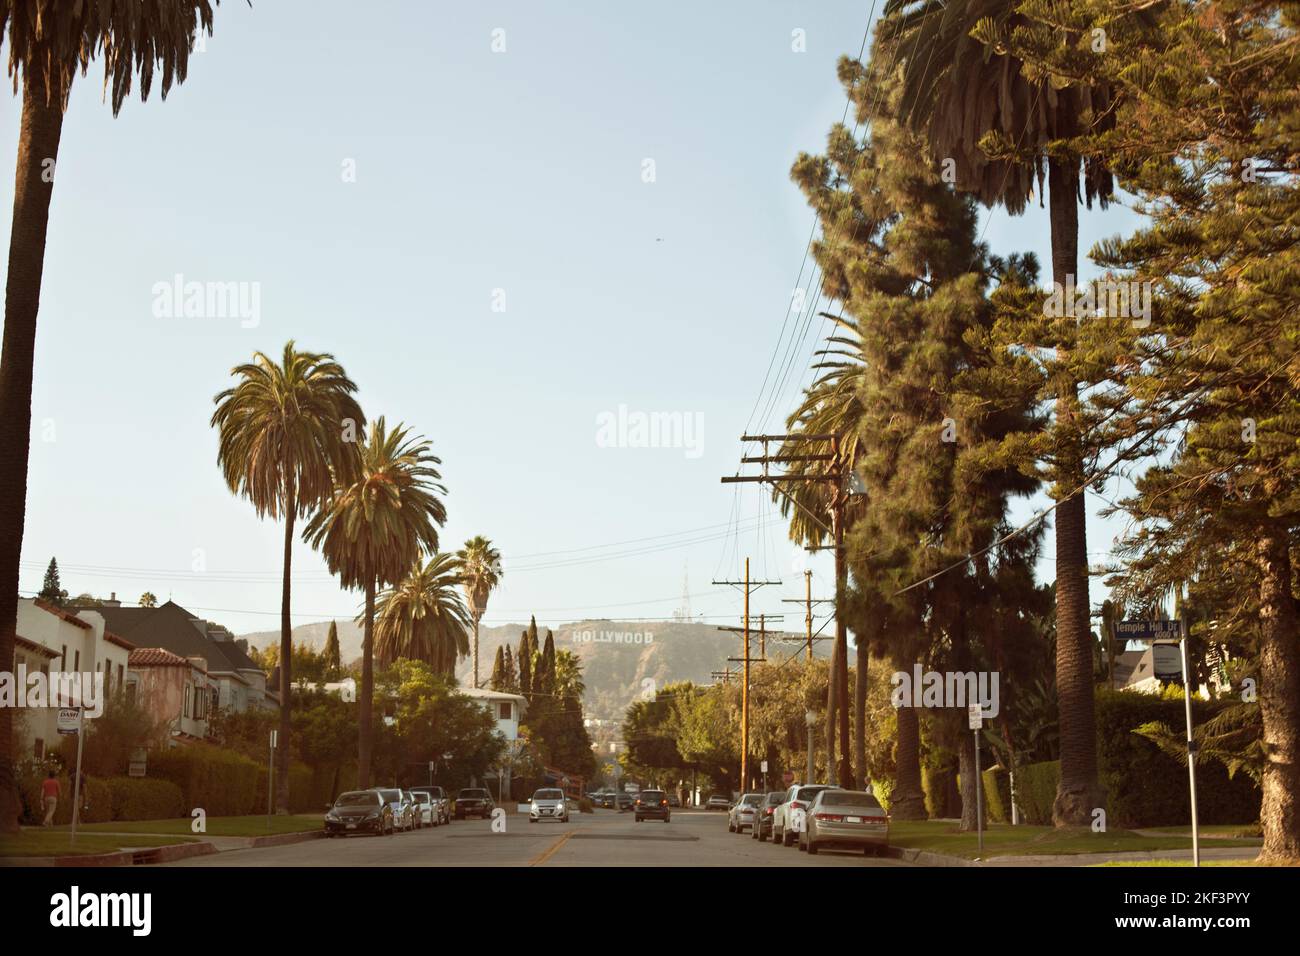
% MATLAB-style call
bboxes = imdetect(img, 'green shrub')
[870,778,894,813]
[18,773,112,825]
[149,743,262,816]
[982,766,1011,824]
[1013,759,1059,825]
[107,777,185,821]
[1095,689,1260,827]
[578,798,595,814]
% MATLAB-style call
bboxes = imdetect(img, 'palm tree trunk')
[276,487,295,814]
[1047,156,1103,827]
[1255,522,1300,862]
[472,614,480,689]
[358,576,376,788]
[854,639,867,788]
[891,695,927,820]
[0,72,66,833]
[957,721,980,831]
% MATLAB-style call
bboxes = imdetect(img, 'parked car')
[615,793,635,812]
[410,790,436,828]
[529,788,570,823]
[772,784,841,847]
[375,788,414,832]
[706,794,731,812]
[454,787,495,820]
[666,794,681,808]
[401,790,425,829]
[799,789,890,856]
[728,793,763,833]
[634,789,671,822]
[324,790,393,837]
[751,791,785,842]
[594,792,615,809]
[408,785,451,825]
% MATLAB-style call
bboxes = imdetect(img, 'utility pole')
[713,560,780,791]
[725,432,856,789]
[782,576,832,662]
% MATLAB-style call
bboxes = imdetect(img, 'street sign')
[760,760,768,773]
[57,708,81,736]
[967,704,983,731]
[1117,619,1182,641]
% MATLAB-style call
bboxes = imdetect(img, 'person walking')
[41,770,60,827]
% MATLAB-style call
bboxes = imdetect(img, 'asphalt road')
[165,809,914,867]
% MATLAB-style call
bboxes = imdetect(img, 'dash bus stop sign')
[57,708,82,736]
[968,704,983,731]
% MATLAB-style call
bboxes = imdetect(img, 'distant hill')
[239,617,827,734]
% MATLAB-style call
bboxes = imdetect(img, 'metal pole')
[974,728,983,855]
[806,722,814,783]
[70,708,85,845]
[1180,630,1200,867]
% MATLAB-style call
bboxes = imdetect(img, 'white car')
[411,790,436,828]
[529,788,570,823]
[771,784,841,847]
[728,793,763,833]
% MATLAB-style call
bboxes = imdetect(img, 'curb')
[132,841,218,864]
[883,845,979,867]
[1,841,217,868]
[247,829,324,849]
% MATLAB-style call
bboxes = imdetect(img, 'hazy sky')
[4,1,1145,637]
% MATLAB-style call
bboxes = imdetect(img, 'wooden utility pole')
[713,561,780,792]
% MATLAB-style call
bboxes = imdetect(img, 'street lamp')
[804,709,817,783]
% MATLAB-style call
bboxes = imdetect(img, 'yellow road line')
[529,829,574,867]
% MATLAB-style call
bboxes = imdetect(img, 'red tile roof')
[15,635,60,658]
[129,647,204,670]
[104,630,134,651]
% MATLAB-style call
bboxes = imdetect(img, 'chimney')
[101,592,122,608]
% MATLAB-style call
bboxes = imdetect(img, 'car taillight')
[815,813,843,823]
[792,801,805,811]
[764,807,774,815]
[660,800,668,806]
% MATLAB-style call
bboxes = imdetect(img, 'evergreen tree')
[517,629,533,702]
[324,621,342,680]
[489,645,507,691]
[502,644,518,694]
[38,558,63,605]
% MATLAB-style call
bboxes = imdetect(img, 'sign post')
[968,704,983,855]
[1122,619,1199,867]
[59,708,85,845]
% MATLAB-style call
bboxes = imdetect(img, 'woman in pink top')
[41,771,60,827]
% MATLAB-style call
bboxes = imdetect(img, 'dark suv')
[454,787,495,820]
[634,789,671,823]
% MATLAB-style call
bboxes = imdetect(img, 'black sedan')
[454,787,496,819]
[324,790,393,837]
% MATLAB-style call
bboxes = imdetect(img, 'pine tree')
[502,644,518,693]
[489,645,507,691]
[517,630,533,702]
[324,621,342,680]
[38,557,63,605]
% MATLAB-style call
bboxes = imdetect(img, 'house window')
[73,649,80,672]
[498,701,513,721]
[34,738,44,759]
[61,645,66,669]
[183,683,192,718]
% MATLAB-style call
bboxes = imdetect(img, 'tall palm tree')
[211,342,363,812]
[880,0,1114,825]
[305,417,446,787]
[0,0,224,834]
[455,536,503,689]
[375,553,471,675]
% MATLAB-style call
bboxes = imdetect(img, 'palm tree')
[375,553,471,675]
[211,342,363,811]
[0,0,225,834]
[305,417,445,787]
[879,0,1115,825]
[455,536,503,689]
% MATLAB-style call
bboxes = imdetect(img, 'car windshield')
[379,790,401,802]
[795,786,835,801]
[819,792,883,809]
[413,792,430,804]
[765,793,784,804]
[459,789,488,799]
[741,794,762,805]
[640,791,665,801]
[335,791,376,807]
[533,790,564,800]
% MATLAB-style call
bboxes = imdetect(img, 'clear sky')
[4,1,1147,637]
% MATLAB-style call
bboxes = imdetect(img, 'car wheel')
[807,840,819,855]
[664,816,670,823]
[783,830,794,847]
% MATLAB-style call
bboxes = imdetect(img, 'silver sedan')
[799,789,889,856]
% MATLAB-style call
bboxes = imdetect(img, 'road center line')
[529,830,574,867]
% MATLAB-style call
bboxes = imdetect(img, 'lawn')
[887,820,1261,859]
[0,831,200,858]
[63,814,324,838]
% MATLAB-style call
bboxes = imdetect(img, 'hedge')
[149,743,262,816]
[1095,689,1259,827]
[1013,760,1060,826]
[922,764,960,819]
[981,765,1012,824]
[18,773,113,826]
[107,777,185,821]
